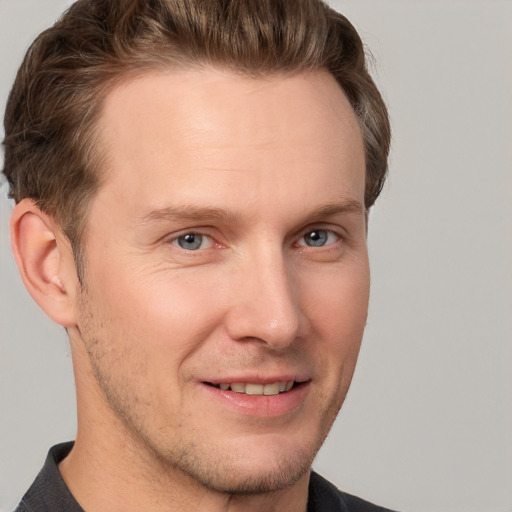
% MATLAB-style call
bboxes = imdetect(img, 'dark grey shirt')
[15,442,398,512]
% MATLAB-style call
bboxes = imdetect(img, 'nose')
[224,247,304,351]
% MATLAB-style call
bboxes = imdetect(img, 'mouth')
[204,380,304,396]
[201,378,311,417]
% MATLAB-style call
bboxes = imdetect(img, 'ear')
[10,199,80,327]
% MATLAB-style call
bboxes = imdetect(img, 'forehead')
[94,67,365,218]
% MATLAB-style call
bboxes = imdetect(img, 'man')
[3,0,393,510]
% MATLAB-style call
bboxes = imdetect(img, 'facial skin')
[52,68,369,511]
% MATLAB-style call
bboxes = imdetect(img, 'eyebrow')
[305,200,366,220]
[140,205,242,225]
[139,199,365,226]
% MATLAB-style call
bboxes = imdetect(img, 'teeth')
[245,383,264,395]
[215,380,295,395]
[263,382,280,395]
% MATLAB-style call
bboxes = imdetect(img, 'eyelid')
[295,223,346,245]
[162,224,346,251]
[296,228,342,248]
[174,233,213,250]
[165,229,218,250]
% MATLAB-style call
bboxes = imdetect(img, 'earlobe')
[10,199,79,327]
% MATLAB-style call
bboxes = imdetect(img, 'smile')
[207,381,295,395]
[201,379,311,417]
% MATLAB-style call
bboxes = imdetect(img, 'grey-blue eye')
[175,233,207,250]
[300,230,336,247]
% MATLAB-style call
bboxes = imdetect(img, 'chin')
[163,432,320,496]
[184,451,312,495]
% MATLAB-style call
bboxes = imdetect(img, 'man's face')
[72,68,369,493]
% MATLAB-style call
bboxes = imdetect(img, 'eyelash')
[170,232,215,251]
[296,229,341,248]
[168,228,343,252]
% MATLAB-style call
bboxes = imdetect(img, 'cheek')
[78,268,228,422]
[96,267,226,364]
[303,262,369,378]
[304,259,370,331]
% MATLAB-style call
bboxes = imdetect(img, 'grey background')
[1,1,511,511]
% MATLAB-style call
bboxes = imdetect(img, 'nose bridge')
[226,241,302,349]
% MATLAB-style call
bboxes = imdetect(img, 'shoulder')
[13,503,31,512]
[308,471,400,512]
[13,442,83,512]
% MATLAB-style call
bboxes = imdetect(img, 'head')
[3,0,391,502]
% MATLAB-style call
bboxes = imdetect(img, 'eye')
[298,229,339,248]
[172,233,213,251]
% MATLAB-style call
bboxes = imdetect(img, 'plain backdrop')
[1,1,511,511]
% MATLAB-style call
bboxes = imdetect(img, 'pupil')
[178,233,202,250]
[307,231,327,247]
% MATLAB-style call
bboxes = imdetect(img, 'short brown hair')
[2,0,390,264]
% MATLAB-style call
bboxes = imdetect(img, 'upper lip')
[202,375,310,385]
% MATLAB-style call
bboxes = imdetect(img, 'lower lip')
[200,382,310,418]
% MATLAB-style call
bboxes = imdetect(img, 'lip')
[204,375,308,386]
[199,379,311,418]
